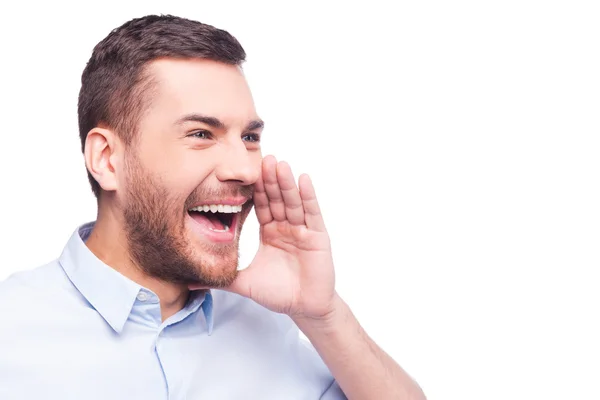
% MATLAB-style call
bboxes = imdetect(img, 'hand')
[227,155,337,321]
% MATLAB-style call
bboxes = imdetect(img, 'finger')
[276,161,305,226]
[298,174,327,232]
[262,155,286,221]
[253,169,273,225]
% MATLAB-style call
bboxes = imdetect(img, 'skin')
[84,58,426,400]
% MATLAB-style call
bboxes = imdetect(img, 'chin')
[182,232,240,285]
[190,256,240,288]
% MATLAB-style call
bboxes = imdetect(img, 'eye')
[188,130,212,139]
[242,133,261,143]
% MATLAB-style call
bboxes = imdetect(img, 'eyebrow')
[175,113,264,132]
[245,119,265,132]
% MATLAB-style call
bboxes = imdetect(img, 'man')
[0,15,425,400]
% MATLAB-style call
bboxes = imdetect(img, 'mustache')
[184,184,254,208]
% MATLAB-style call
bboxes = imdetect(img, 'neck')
[85,207,189,321]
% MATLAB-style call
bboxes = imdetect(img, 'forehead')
[144,58,258,124]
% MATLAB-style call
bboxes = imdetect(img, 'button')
[137,291,149,302]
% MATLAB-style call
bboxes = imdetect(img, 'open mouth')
[187,204,243,232]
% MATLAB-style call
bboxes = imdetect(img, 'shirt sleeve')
[320,379,347,400]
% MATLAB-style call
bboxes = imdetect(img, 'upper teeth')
[189,204,243,213]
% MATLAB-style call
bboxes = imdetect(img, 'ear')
[84,127,121,193]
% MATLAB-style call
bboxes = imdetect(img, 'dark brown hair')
[77,14,246,198]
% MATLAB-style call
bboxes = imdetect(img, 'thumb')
[222,268,253,299]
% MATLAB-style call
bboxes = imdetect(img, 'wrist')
[293,292,348,334]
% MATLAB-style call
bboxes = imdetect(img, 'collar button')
[136,291,149,302]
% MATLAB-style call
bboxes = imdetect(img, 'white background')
[0,1,598,399]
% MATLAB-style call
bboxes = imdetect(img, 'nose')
[214,138,261,185]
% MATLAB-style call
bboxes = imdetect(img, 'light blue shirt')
[0,222,346,399]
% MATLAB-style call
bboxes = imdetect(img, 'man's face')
[119,58,263,287]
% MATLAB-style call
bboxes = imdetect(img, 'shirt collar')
[58,221,214,334]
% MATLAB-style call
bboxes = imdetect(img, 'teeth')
[189,204,244,213]
[209,224,230,232]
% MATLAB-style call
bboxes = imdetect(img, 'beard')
[121,153,253,287]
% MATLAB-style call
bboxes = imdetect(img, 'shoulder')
[0,261,73,301]
[0,260,86,327]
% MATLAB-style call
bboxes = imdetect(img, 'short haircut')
[77,15,246,197]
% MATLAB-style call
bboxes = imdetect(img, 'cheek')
[252,150,263,170]
[144,147,211,191]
